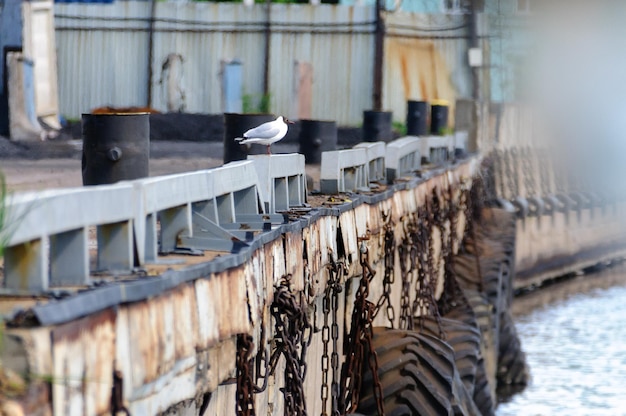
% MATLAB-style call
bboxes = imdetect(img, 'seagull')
[235,116,295,155]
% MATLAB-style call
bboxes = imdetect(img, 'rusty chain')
[270,274,312,416]
[236,334,257,416]
[111,370,131,416]
[503,148,518,199]
[397,216,414,330]
[437,187,463,316]
[372,211,396,328]
[340,242,385,416]
[493,149,505,199]
[521,146,536,197]
[462,184,485,293]
[414,192,444,337]
[321,254,345,416]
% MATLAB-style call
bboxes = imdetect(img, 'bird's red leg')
[266,145,271,155]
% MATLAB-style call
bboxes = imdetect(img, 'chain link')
[493,149,505,200]
[538,151,552,196]
[397,217,414,330]
[414,192,444,338]
[437,187,462,316]
[321,254,344,416]
[504,148,519,199]
[373,211,396,328]
[270,274,312,416]
[521,146,536,197]
[340,241,386,416]
[236,334,256,416]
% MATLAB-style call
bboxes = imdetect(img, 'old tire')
[356,327,480,416]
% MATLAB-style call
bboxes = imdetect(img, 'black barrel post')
[406,100,428,136]
[224,113,275,164]
[430,102,449,135]
[362,110,393,142]
[298,119,337,164]
[82,113,150,186]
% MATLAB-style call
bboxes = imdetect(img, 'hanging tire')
[356,327,480,416]
[464,290,498,415]
[496,309,529,399]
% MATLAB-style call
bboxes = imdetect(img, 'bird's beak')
[286,119,295,125]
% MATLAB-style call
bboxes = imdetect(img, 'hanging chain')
[437,187,462,316]
[340,241,385,416]
[270,274,312,416]
[320,276,331,416]
[521,146,536,197]
[413,192,444,338]
[373,211,396,328]
[397,217,414,330]
[321,255,344,416]
[493,149,505,200]
[538,150,552,196]
[505,148,519,199]
[236,334,256,416]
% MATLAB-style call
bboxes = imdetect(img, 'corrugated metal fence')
[55,2,472,125]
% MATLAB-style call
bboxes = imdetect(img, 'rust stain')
[385,37,458,123]
[52,308,116,344]
[284,230,305,291]
[400,55,411,101]
[420,76,429,102]
[126,300,159,384]
[52,308,116,415]
[217,267,251,339]
[91,106,160,115]
[173,283,199,360]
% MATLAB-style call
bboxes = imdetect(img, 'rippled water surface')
[497,279,626,416]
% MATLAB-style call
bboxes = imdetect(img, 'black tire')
[356,327,480,416]
[496,309,529,399]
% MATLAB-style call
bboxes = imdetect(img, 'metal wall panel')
[55,2,471,125]
[55,2,151,118]
[384,12,473,125]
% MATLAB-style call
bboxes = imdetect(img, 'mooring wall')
[1,149,479,415]
[3,105,626,415]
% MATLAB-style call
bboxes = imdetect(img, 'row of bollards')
[80,100,450,185]
[406,100,449,136]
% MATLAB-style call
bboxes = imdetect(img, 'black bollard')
[223,113,275,164]
[298,119,337,164]
[406,100,428,136]
[362,110,393,142]
[430,101,449,135]
[82,113,149,186]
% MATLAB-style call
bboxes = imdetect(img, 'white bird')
[235,116,294,155]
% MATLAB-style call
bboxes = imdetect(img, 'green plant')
[242,93,254,114]
[392,121,407,136]
[259,93,271,114]
[439,126,455,135]
[242,92,272,114]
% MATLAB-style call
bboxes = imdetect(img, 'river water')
[497,267,626,416]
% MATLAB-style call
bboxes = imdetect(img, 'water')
[497,273,626,416]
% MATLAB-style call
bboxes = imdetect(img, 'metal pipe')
[468,0,480,100]
[146,0,157,108]
[263,0,271,98]
[372,0,384,111]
